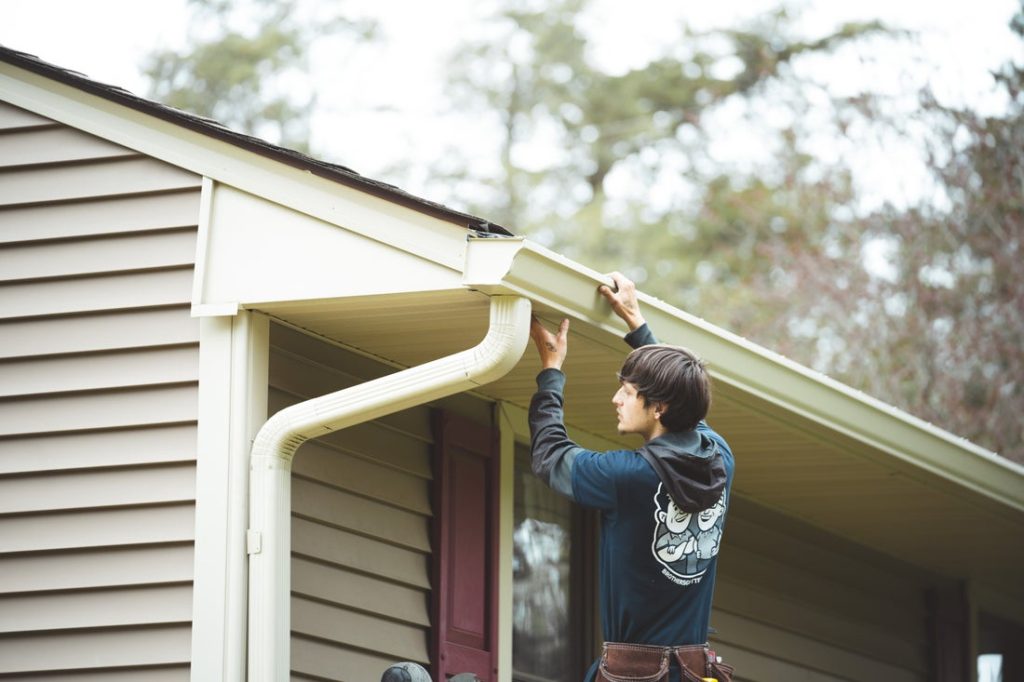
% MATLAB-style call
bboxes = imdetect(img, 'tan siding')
[0,101,53,129]
[0,384,198,436]
[0,267,193,318]
[0,584,192,633]
[0,227,196,281]
[0,462,196,514]
[0,669,189,682]
[292,637,409,682]
[0,504,195,554]
[0,543,194,592]
[0,101,202,677]
[0,625,192,674]
[0,307,198,359]
[0,125,137,168]
[0,191,200,242]
[0,156,201,206]
[270,323,442,681]
[0,345,199,397]
[711,500,929,681]
[0,424,196,475]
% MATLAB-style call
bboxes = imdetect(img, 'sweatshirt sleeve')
[624,323,658,348]
[528,368,587,499]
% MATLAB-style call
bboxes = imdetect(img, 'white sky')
[2,0,1020,208]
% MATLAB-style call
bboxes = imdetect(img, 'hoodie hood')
[637,429,727,512]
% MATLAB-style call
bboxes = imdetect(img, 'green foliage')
[441,0,1023,462]
[142,0,375,153]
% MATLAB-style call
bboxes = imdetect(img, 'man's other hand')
[599,272,646,331]
[530,316,569,370]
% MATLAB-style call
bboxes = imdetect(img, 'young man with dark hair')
[528,272,735,682]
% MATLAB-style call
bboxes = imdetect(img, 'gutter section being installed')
[246,294,532,681]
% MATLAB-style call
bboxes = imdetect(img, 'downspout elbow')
[247,294,531,682]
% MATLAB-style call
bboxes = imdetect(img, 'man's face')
[612,380,661,440]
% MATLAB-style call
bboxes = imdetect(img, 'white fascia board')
[465,236,1024,514]
[0,61,468,271]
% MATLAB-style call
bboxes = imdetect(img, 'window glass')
[512,444,574,682]
[977,612,1024,682]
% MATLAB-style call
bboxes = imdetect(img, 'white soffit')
[192,181,465,314]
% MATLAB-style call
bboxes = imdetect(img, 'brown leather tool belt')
[596,642,734,682]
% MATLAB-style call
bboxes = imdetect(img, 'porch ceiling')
[257,288,1024,603]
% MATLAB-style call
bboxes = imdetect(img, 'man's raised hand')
[599,271,646,331]
[530,316,570,370]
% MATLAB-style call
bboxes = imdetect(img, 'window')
[977,612,1024,682]
[512,443,597,682]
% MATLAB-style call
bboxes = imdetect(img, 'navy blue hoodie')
[528,324,734,676]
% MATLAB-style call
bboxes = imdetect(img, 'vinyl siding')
[0,100,200,680]
[709,499,929,682]
[269,323,446,682]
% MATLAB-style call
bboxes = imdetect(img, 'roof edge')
[464,236,1024,514]
[0,45,512,237]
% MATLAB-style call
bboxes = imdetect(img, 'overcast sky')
[2,0,1020,207]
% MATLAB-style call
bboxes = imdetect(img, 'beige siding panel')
[0,384,197,437]
[0,115,202,679]
[0,424,197,475]
[272,322,441,680]
[292,556,429,626]
[0,584,192,633]
[292,518,430,590]
[711,610,921,682]
[0,543,193,592]
[270,350,433,442]
[291,477,431,553]
[270,390,432,478]
[0,102,52,129]
[0,227,196,281]
[0,668,189,682]
[0,345,199,398]
[292,596,429,664]
[0,157,201,206]
[292,637,406,682]
[0,625,191,673]
[713,578,924,667]
[292,438,431,515]
[0,503,195,554]
[0,306,198,359]
[0,267,193,319]
[719,545,921,635]
[0,126,136,168]
[0,191,200,243]
[0,463,196,514]
[704,642,848,682]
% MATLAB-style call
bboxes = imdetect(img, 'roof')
[0,45,512,237]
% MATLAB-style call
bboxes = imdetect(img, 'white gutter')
[465,236,1024,513]
[246,294,531,681]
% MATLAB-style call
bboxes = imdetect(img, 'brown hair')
[617,344,711,432]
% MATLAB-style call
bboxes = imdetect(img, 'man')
[528,272,735,682]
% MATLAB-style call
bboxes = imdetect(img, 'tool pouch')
[597,643,670,682]
[597,643,734,682]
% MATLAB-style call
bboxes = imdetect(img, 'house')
[1,45,1022,682]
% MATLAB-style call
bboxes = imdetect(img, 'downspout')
[247,294,532,681]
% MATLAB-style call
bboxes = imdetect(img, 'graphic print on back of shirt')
[651,483,726,585]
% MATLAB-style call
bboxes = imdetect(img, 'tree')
[142,0,375,153]
[437,0,1024,462]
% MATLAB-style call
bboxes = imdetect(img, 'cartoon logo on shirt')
[651,483,726,585]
